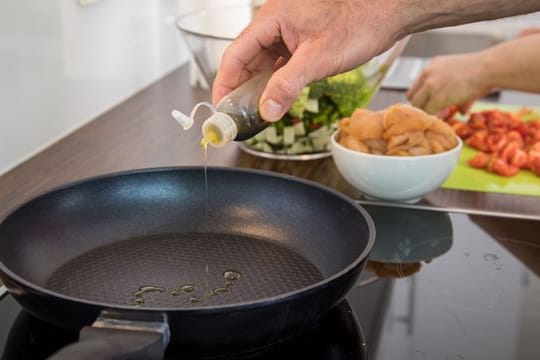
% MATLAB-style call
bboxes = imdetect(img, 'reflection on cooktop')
[351,212,540,360]
[1,301,367,360]
[355,206,453,284]
[367,206,453,264]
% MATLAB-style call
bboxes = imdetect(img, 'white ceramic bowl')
[330,131,462,203]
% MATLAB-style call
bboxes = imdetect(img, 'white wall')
[0,0,205,175]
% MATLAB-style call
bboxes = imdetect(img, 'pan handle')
[48,310,170,360]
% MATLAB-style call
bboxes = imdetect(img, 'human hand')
[212,0,403,122]
[406,53,493,115]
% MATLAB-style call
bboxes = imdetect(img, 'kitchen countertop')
[0,65,539,220]
[0,64,539,359]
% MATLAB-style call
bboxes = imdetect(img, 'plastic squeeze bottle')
[171,71,272,148]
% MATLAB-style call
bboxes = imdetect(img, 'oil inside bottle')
[202,72,272,145]
[227,110,267,141]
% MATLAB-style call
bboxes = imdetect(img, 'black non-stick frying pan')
[0,167,374,359]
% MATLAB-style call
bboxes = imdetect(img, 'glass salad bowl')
[176,4,409,160]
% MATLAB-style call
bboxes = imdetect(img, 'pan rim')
[0,166,375,314]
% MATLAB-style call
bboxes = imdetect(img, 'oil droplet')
[483,254,499,262]
[224,270,242,281]
[132,286,166,297]
[188,296,200,304]
[171,289,180,296]
[213,287,229,295]
[181,285,196,293]
[132,297,145,306]
[201,130,218,150]
[204,286,232,299]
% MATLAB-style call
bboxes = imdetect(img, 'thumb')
[259,47,323,122]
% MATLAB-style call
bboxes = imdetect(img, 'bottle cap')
[201,112,238,147]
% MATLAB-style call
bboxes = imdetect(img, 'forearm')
[394,0,540,37]
[477,34,540,93]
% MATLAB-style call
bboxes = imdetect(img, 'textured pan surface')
[45,232,323,308]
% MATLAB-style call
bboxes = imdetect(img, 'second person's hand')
[406,53,493,115]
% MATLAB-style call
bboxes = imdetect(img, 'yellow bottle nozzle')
[200,130,218,149]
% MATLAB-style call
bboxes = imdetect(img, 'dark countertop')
[0,64,539,359]
[0,65,539,220]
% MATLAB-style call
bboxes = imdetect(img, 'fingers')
[407,81,430,111]
[408,82,451,115]
[407,70,447,114]
[406,71,432,109]
[212,18,284,105]
[258,45,325,122]
[405,70,426,101]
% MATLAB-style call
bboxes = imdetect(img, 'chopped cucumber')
[251,142,265,151]
[267,136,283,145]
[265,127,279,144]
[264,126,283,145]
[288,142,305,154]
[305,98,319,113]
[293,121,306,136]
[303,143,314,153]
[254,129,267,142]
[261,142,273,153]
[312,137,328,151]
[244,138,257,145]
[283,126,295,145]
[308,125,329,139]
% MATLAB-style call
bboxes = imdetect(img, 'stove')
[1,206,539,359]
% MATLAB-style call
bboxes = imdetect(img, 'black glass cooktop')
[1,206,539,359]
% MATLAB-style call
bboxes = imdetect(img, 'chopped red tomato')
[444,107,540,177]
[468,152,490,168]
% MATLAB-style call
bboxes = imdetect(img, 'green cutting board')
[441,102,540,197]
